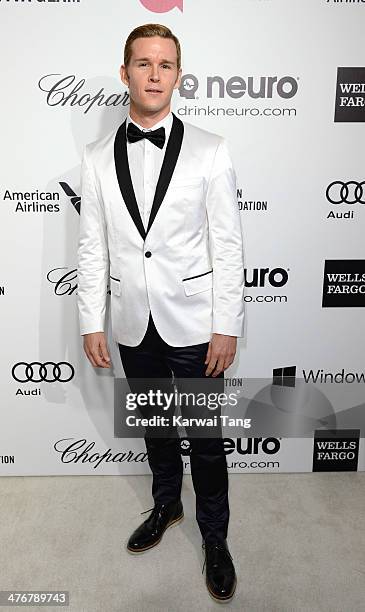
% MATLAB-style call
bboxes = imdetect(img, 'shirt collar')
[126,110,173,145]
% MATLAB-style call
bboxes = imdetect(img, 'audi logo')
[12,362,75,383]
[326,181,365,205]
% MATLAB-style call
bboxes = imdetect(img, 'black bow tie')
[127,122,166,149]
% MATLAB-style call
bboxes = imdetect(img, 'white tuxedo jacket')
[77,112,244,347]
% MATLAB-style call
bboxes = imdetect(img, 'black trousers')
[118,312,229,544]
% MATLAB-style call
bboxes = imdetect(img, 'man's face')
[120,36,181,115]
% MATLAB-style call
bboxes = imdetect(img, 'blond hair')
[124,23,181,71]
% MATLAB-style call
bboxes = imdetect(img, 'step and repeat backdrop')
[1,0,364,476]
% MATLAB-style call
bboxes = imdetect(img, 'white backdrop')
[1,0,364,476]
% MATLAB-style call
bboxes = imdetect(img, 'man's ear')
[174,68,182,90]
[120,64,129,87]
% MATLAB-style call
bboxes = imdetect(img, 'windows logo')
[272,366,296,388]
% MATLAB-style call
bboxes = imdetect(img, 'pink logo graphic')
[139,0,183,13]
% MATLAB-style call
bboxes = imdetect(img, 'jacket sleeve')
[77,145,109,336]
[206,137,245,337]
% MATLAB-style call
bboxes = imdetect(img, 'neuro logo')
[180,438,191,455]
[273,366,296,388]
[179,74,199,99]
[139,0,183,13]
[177,73,298,100]
[59,182,80,215]
[244,267,289,288]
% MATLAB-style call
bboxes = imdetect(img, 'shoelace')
[140,506,155,515]
[140,506,166,522]
[201,542,234,574]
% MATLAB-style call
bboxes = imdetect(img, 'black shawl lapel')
[114,111,184,242]
[146,112,184,235]
[114,118,146,241]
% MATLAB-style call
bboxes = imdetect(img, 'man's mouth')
[145,89,162,94]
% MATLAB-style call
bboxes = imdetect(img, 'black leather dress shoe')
[202,539,237,602]
[126,499,184,554]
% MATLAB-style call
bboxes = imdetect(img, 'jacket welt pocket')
[182,269,213,296]
[169,177,203,189]
[110,275,121,296]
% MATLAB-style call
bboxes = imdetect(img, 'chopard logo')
[38,74,129,115]
[326,181,365,204]
[12,362,75,383]
[47,267,78,295]
[54,438,148,468]
[47,267,111,296]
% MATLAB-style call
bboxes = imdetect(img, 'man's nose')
[149,66,160,81]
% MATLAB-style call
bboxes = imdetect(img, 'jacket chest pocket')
[182,269,213,296]
[168,178,206,234]
[110,275,121,296]
[168,177,204,200]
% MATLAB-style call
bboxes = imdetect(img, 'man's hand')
[83,331,111,368]
[204,333,237,377]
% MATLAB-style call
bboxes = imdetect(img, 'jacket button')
[145,251,152,258]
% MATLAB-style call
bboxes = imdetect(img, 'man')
[77,23,244,603]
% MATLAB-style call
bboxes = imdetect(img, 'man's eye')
[162,64,171,69]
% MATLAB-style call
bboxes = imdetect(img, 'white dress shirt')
[126,111,173,230]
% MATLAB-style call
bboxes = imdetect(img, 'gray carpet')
[0,472,364,611]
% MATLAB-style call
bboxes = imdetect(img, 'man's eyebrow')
[134,57,176,64]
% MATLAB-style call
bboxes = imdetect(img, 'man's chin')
[139,102,169,114]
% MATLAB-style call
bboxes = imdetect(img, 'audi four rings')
[326,181,365,204]
[12,362,75,383]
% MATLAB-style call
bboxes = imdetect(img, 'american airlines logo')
[59,182,80,214]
